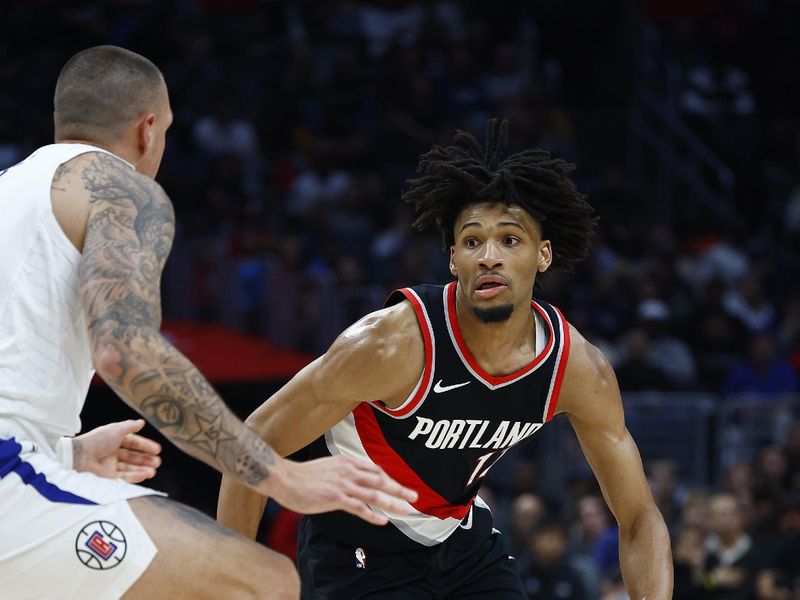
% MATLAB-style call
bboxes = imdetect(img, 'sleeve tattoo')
[78,154,274,486]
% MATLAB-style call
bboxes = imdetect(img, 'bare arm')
[218,301,424,537]
[557,325,673,600]
[76,153,417,522]
[77,153,284,492]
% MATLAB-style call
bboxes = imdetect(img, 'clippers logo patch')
[355,547,366,569]
[75,521,127,570]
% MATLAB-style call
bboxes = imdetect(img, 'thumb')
[113,419,146,437]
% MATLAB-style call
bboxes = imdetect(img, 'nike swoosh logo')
[433,379,471,393]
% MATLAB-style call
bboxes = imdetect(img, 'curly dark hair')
[402,118,597,274]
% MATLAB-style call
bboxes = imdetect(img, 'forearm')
[218,473,269,539]
[94,325,283,494]
[619,509,673,600]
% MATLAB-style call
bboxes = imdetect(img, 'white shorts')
[0,437,164,600]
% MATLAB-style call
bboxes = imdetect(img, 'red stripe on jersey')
[446,282,555,386]
[545,307,571,422]
[369,288,434,418]
[352,403,472,520]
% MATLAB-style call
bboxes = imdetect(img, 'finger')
[117,448,162,468]
[121,433,162,456]
[118,466,157,484]
[348,463,418,503]
[112,419,147,437]
[337,495,390,526]
[128,418,146,433]
[342,483,415,517]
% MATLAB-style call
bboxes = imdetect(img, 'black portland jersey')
[306,281,570,549]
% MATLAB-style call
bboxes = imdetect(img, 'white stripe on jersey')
[325,414,464,546]
[541,307,568,422]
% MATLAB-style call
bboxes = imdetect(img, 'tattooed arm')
[78,153,279,487]
[75,153,416,521]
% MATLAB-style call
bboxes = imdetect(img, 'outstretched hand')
[73,419,162,483]
[271,455,418,526]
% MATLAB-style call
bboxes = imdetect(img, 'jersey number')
[466,448,510,487]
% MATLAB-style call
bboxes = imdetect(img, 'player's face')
[450,202,551,323]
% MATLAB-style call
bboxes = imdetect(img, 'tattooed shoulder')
[79,152,176,340]
[81,153,175,264]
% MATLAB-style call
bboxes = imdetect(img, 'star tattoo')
[187,413,237,455]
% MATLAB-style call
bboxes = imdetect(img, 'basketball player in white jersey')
[0,45,417,600]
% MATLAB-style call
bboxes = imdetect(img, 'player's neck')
[455,297,537,376]
[55,138,137,169]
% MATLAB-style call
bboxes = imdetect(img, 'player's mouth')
[475,275,509,299]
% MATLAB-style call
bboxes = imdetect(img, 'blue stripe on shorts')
[0,437,96,505]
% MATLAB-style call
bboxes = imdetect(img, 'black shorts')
[297,505,526,599]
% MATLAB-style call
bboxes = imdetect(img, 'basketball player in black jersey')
[218,119,673,599]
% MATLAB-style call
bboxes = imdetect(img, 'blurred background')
[2,1,800,598]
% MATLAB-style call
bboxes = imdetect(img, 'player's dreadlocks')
[403,118,597,274]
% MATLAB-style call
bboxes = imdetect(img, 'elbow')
[89,324,159,382]
[91,341,127,383]
[622,502,669,542]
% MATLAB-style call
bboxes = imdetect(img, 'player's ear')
[537,241,552,273]
[449,246,458,278]
[137,113,157,155]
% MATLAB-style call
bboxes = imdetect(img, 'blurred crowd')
[483,422,800,600]
[3,1,800,598]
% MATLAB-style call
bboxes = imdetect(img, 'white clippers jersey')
[0,144,129,452]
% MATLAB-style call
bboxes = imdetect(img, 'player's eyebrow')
[459,221,525,233]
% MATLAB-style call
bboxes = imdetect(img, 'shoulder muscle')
[556,324,623,427]
[313,300,425,408]
[78,153,175,336]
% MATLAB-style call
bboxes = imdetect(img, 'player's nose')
[477,241,504,269]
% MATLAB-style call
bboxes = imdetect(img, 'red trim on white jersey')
[352,404,472,521]
[544,306,571,422]
[369,288,435,419]
[444,281,556,389]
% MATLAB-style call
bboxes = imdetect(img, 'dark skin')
[218,201,673,599]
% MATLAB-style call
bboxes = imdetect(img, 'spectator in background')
[754,494,800,600]
[191,94,262,199]
[673,526,707,599]
[568,495,617,598]
[724,277,777,334]
[635,299,698,388]
[581,271,633,349]
[285,153,353,220]
[755,445,791,498]
[680,490,712,535]
[192,95,259,158]
[518,523,586,600]
[723,334,798,397]
[504,493,547,560]
[693,312,748,392]
[647,459,685,531]
[615,327,673,391]
[725,462,757,506]
[702,493,762,600]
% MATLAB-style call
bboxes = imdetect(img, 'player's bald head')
[54,45,167,143]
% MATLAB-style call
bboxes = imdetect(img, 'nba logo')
[354,547,366,569]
